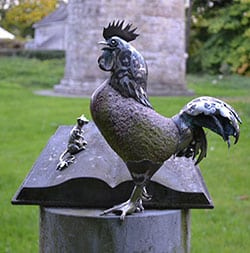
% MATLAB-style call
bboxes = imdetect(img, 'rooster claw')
[101,199,143,220]
[101,185,151,220]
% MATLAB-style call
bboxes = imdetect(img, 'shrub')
[188,0,250,75]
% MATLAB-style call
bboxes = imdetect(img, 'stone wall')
[54,0,190,96]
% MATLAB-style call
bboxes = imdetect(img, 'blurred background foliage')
[0,0,57,38]
[188,0,250,75]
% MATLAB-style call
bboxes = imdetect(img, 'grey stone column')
[54,0,191,96]
[40,207,190,253]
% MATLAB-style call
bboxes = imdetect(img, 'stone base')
[40,207,190,253]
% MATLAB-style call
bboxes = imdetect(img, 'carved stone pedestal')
[40,207,190,253]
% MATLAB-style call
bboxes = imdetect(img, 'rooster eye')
[110,39,118,47]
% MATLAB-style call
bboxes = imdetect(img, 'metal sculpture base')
[40,207,190,253]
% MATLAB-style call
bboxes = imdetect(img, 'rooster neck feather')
[109,45,153,109]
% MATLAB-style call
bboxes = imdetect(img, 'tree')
[188,0,250,75]
[0,0,17,23]
[2,0,57,38]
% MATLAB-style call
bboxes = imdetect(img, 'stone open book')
[12,122,213,209]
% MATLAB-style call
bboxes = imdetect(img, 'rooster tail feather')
[174,96,241,164]
[193,127,207,165]
[180,96,241,147]
[174,126,208,164]
[173,117,208,164]
[190,114,229,143]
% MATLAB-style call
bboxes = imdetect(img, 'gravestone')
[54,0,191,96]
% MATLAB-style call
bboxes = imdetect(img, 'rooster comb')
[103,20,139,42]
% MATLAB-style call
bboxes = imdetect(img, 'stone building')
[26,2,67,50]
[55,0,190,96]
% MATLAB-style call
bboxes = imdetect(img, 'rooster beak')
[98,41,108,46]
[98,41,111,51]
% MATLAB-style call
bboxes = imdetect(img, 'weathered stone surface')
[54,0,191,96]
[12,122,213,209]
[40,207,191,253]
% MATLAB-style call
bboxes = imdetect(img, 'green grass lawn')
[0,57,249,252]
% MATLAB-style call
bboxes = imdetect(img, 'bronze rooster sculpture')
[90,21,241,220]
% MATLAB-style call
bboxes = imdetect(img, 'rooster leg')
[101,185,149,220]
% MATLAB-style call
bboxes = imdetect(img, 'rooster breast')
[90,80,182,164]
